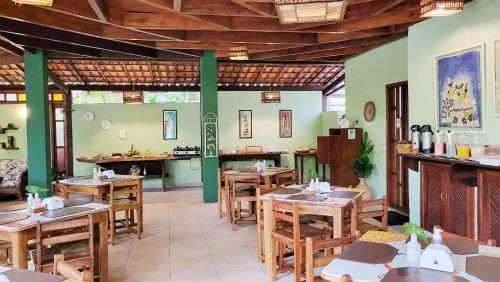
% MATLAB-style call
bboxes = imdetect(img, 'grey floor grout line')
[168,204,173,282]
[199,204,223,282]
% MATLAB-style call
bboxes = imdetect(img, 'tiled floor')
[109,187,290,282]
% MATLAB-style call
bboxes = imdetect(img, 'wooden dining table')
[0,202,110,281]
[260,185,365,276]
[223,167,296,224]
[321,231,500,282]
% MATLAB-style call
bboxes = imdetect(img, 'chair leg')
[278,243,285,269]
[226,187,232,224]
[109,211,116,245]
[237,202,241,221]
[217,188,222,219]
[257,208,264,263]
[137,207,143,240]
[294,244,301,282]
[125,210,130,233]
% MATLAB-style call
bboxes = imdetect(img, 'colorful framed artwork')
[279,110,292,138]
[495,40,500,117]
[239,110,252,139]
[163,110,177,140]
[435,45,484,130]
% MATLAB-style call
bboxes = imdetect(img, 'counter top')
[399,153,500,171]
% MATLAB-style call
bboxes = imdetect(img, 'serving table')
[0,202,109,281]
[321,231,500,281]
[260,185,365,276]
[219,152,286,168]
[78,156,196,191]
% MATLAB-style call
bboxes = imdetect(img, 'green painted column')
[24,49,52,195]
[200,50,219,203]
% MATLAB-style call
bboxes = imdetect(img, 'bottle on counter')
[434,130,445,156]
[470,133,485,157]
[33,192,42,209]
[26,193,33,213]
[445,130,456,157]
[456,133,471,159]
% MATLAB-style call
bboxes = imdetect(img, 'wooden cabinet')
[420,162,474,238]
[317,128,361,188]
[478,169,500,243]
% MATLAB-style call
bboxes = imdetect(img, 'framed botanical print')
[495,40,500,116]
[163,110,177,140]
[279,110,292,138]
[435,45,484,130]
[239,110,252,139]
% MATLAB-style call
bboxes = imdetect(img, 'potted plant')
[353,131,374,200]
[403,222,429,244]
[307,169,318,183]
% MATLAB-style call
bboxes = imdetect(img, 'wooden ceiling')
[0,0,422,63]
[0,60,344,93]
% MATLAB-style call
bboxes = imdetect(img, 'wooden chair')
[276,170,298,188]
[217,166,233,219]
[108,179,143,244]
[271,198,327,282]
[34,215,94,279]
[54,254,92,282]
[230,173,260,225]
[256,186,281,263]
[350,197,388,234]
[305,231,359,282]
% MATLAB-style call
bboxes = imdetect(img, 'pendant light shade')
[420,0,463,17]
[274,0,346,24]
[261,91,281,104]
[12,0,53,6]
[229,46,249,61]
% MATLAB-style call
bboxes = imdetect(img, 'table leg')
[94,188,104,204]
[225,175,232,224]
[161,161,167,192]
[315,156,318,181]
[294,154,299,183]
[322,165,326,182]
[11,231,29,269]
[300,156,304,184]
[275,156,281,168]
[264,176,272,189]
[332,207,344,255]
[98,212,109,282]
[263,200,274,276]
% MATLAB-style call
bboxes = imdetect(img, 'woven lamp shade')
[261,91,281,103]
[229,46,249,61]
[275,0,346,24]
[420,0,463,17]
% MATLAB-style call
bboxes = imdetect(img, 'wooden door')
[386,82,409,214]
[49,98,73,178]
[478,169,500,243]
[420,162,449,231]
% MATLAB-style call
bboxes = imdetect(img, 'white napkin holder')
[41,196,65,211]
[318,182,331,193]
[419,228,454,273]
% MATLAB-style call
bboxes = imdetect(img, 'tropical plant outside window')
[72,91,200,104]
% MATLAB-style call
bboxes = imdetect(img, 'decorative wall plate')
[119,129,129,140]
[364,101,376,121]
[101,120,112,130]
[83,111,94,122]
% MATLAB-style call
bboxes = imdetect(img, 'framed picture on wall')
[163,110,177,140]
[435,45,485,130]
[495,40,500,117]
[239,110,252,139]
[279,110,292,138]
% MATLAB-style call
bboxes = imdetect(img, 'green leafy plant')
[403,222,429,244]
[307,169,318,180]
[353,131,374,178]
[25,185,50,195]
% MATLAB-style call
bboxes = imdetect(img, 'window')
[143,92,200,104]
[327,94,346,117]
[72,91,124,104]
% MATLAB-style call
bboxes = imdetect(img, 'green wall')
[0,104,27,160]
[218,91,322,176]
[345,37,409,199]
[407,0,500,223]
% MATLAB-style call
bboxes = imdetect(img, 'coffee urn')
[411,125,421,152]
[421,125,434,154]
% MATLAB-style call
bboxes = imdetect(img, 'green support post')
[24,49,52,196]
[200,50,219,203]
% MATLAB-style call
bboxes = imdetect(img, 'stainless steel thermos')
[411,125,421,152]
[421,125,433,154]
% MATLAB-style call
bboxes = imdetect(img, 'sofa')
[0,159,28,200]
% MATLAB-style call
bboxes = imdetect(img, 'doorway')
[386,82,409,214]
[49,93,73,179]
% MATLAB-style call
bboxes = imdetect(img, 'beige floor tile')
[217,262,271,282]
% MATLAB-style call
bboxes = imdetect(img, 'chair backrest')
[276,171,298,187]
[271,198,300,244]
[218,166,234,189]
[351,196,388,232]
[230,173,260,194]
[305,231,360,282]
[109,179,141,206]
[54,254,92,282]
[36,214,94,276]
[441,230,497,247]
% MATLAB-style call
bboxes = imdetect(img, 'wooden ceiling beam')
[88,0,108,22]
[273,44,378,61]
[48,69,70,94]
[251,33,401,60]
[0,35,25,56]
[303,8,421,33]
[133,0,233,30]
[173,0,182,12]
[227,0,275,17]
[0,54,23,65]
[66,60,87,85]
[156,41,304,51]
[323,72,345,95]
[184,31,317,44]
[181,0,267,17]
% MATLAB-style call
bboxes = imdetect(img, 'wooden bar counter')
[400,153,500,243]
